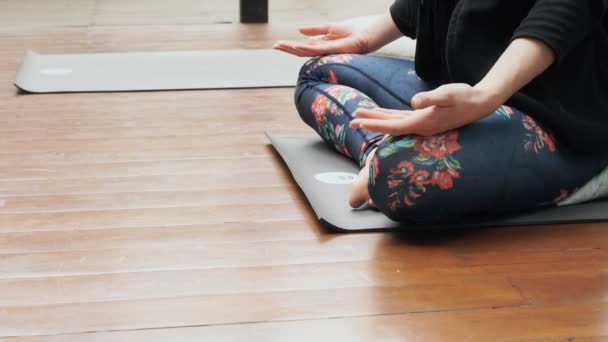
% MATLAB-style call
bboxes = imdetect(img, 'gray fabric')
[559,166,608,206]
[267,132,608,232]
[15,50,309,93]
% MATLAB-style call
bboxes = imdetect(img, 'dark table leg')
[239,0,268,23]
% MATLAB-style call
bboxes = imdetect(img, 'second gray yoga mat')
[15,49,309,93]
[267,132,608,232]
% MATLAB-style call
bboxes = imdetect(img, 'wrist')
[473,82,509,111]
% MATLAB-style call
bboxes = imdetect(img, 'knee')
[293,57,328,126]
[296,54,348,85]
[297,57,324,82]
[294,57,320,101]
[367,138,460,226]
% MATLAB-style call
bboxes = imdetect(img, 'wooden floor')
[1,1,608,341]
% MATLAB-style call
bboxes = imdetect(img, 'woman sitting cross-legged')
[273,0,608,225]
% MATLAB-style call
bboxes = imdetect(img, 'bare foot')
[348,148,377,208]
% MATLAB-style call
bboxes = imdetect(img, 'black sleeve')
[512,0,594,62]
[390,0,420,39]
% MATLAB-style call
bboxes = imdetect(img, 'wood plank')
[3,304,606,341]
[0,121,309,142]
[0,203,304,232]
[0,0,392,28]
[0,132,272,153]
[92,0,391,26]
[0,279,521,337]
[0,170,290,197]
[3,90,297,121]
[0,234,464,278]
[507,268,608,306]
[0,187,295,213]
[464,258,608,307]
[0,261,495,307]
[0,220,320,254]
[0,0,94,28]
[0,157,279,181]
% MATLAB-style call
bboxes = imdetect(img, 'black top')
[390,0,608,151]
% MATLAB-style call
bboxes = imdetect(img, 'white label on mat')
[314,172,358,185]
[40,67,73,76]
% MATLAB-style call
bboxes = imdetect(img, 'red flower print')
[552,189,572,204]
[311,95,328,127]
[402,194,415,207]
[496,106,515,120]
[388,179,403,188]
[390,160,415,177]
[414,131,462,160]
[359,142,368,158]
[377,132,463,210]
[326,85,358,103]
[409,170,431,185]
[536,127,556,152]
[408,190,422,199]
[341,142,352,158]
[431,168,461,190]
[522,115,536,130]
[329,102,340,115]
[522,115,557,153]
[305,54,355,74]
[328,70,338,84]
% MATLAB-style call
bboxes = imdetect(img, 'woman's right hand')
[272,17,374,57]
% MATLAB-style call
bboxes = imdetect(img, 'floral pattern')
[495,106,556,154]
[522,115,556,153]
[310,85,367,158]
[305,54,355,74]
[294,54,604,224]
[552,189,573,204]
[496,105,515,119]
[328,70,339,84]
[375,131,463,209]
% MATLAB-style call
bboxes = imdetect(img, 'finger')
[299,25,331,36]
[350,118,413,135]
[354,108,407,120]
[294,39,351,55]
[412,87,455,109]
[374,108,415,116]
[273,42,316,57]
[272,45,308,57]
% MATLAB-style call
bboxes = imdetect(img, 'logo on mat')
[314,172,358,185]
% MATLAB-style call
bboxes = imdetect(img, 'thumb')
[411,87,454,109]
[299,24,331,36]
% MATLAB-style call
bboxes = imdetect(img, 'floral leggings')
[294,54,608,225]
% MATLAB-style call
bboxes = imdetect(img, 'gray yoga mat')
[267,132,608,232]
[15,49,309,93]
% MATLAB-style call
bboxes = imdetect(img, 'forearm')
[360,12,405,52]
[475,38,556,108]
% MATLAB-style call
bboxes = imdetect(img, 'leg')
[294,54,433,167]
[368,106,608,225]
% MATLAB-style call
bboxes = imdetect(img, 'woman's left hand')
[350,83,502,136]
